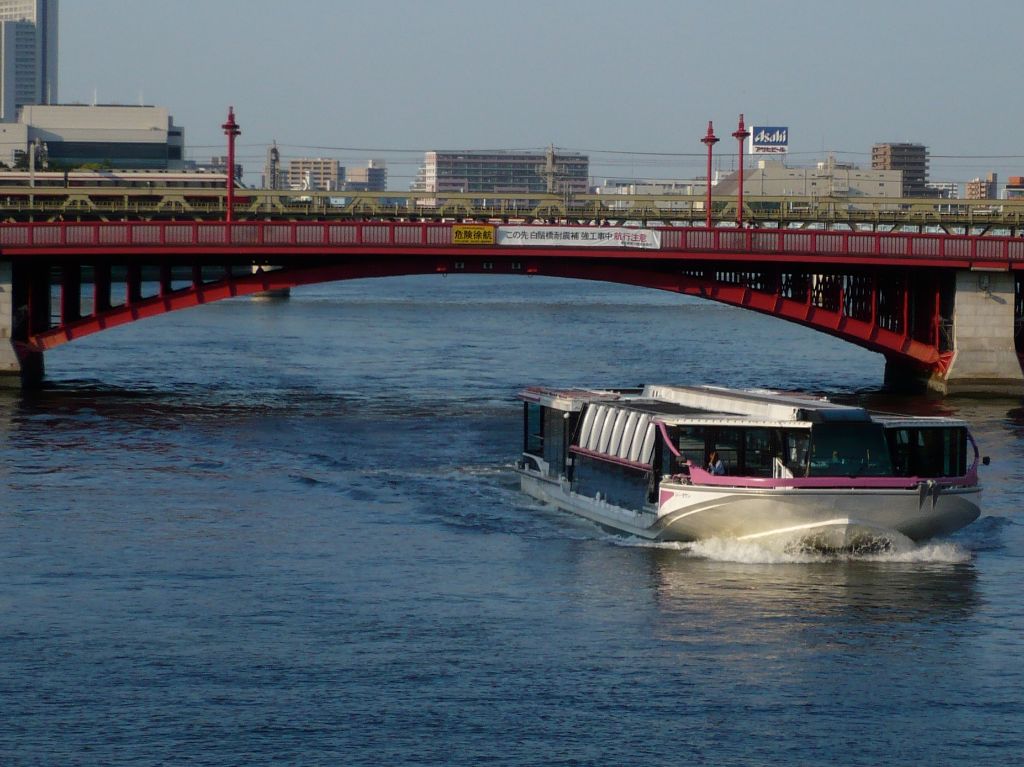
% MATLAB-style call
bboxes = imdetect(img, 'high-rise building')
[412,149,589,195]
[13,104,185,169]
[964,172,998,200]
[871,142,929,197]
[1007,176,1024,200]
[345,159,387,192]
[286,157,344,191]
[0,0,57,122]
[262,141,281,190]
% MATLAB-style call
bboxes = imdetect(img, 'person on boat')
[707,451,726,475]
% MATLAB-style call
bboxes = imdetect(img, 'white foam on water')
[858,541,971,564]
[615,535,972,565]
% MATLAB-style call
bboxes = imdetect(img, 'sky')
[59,0,1024,188]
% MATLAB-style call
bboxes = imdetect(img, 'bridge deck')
[0,221,1021,271]
[4,220,1023,392]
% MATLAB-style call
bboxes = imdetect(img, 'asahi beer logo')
[750,126,789,154]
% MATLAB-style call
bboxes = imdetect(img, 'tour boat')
[516,384,984,549]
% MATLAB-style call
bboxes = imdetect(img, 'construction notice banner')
[452,224,496,245]
[496,226,661,250]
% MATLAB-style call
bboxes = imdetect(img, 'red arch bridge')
[2,220,1023,395]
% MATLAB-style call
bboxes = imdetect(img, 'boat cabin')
[520,385,972,507]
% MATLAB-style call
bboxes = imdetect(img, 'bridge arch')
[20,256,948,379]
[6,218,1020,391]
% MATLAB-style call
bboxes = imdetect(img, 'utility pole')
[544,143,557,195]
[28,139,46,209]
[264,140,280,191]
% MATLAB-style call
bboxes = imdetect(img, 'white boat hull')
[518,468,981,545]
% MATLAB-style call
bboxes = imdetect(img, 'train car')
[0,169,231,189]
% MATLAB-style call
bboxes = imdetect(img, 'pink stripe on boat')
[685,462,977,490]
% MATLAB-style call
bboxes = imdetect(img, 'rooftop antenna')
[92,87,97,106]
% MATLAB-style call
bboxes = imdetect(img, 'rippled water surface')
[1,276,1022,766]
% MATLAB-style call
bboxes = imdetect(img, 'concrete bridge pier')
[0,261,44,389]
[888,270,1024,396]
[251,263,291,299]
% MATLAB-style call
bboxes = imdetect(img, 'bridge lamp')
[700,121,719,229]
[732,114,751,228]
[221,106,241,223]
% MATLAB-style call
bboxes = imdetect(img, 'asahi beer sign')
[750,126,789,154]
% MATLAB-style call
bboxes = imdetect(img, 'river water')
[1,276,1022,766]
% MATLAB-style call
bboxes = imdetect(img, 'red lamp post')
[700,121,719,229]
[221,106,241,223]
[732,113,750,228]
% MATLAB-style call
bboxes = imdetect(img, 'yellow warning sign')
[453,224,495,245]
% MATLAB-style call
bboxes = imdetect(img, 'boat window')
[886,426,967,477]
[573,455,654,510]
[809,423,893,477]
[888,428,913,475]
[543,408,571,476]
[744,428,776,478]
[675,425,706,467]
[936,427,966,476]
[782,430,810,476]
[709,427,742,475]
[524,403,543,455]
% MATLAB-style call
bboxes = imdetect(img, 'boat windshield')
[808,423,893,477]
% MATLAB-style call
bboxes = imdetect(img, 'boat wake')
[620,535,972,565]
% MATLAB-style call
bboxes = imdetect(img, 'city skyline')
[51,0,1024,187]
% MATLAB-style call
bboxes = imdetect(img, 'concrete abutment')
[887,269,1024,396]
[0,261,44,389]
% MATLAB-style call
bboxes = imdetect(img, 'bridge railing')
[1,221,1022,262]
[666,227,1024,262]
[0,221,458,249]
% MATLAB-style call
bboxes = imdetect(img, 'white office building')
[0,0,57,121]
[412,149,589,195]
[715,158,903,198]
[4,104,185,169]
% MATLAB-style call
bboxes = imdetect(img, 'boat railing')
[683,461,978,491]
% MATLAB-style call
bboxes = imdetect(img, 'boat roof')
[518,384,969,428]
[871,414,970,428]
[642,385,870,423]
[518,386,631,412]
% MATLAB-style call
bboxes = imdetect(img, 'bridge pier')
[0,261,44,389]
[888,270,1024,396]
[250,264,291,299]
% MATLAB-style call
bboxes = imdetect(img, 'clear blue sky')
[60,0,1024,187]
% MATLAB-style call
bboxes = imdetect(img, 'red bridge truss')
[3,220,1024,381]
